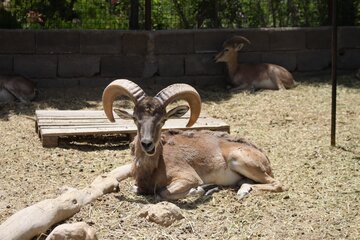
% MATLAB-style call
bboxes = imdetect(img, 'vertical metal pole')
[145,0,152,30]
[330,0,337,146]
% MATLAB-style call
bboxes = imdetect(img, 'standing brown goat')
[215,36,297,92]
[0,75,37,103]
[103,79,285,200]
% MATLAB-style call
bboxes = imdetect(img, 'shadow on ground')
[1,72,358,121]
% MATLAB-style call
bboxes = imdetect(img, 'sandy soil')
[0,73,359,239]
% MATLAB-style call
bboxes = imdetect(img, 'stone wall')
[0,27,359,88]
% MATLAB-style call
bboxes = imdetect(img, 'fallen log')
[0,164,132,240]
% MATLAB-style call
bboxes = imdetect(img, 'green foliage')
[73,0,130,29]
[1,0,360,29]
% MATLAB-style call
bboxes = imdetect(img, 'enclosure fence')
[1,0,359,30]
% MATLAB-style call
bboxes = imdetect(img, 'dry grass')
[0,73,359,240]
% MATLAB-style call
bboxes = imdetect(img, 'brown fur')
[106,81,285,200]
[215,36,297,91]
[130,129,281,199]
[0,75,37,103]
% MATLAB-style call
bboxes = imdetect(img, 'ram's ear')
[235,43,244,51]
[166,105,189,119]
[114,109,134,119]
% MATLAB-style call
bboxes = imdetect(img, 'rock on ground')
[139,202,184,227]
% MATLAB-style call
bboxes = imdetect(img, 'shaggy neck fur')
[132,137,163,194]
[225,53,239,82]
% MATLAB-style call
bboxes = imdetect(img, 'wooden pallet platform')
[35,110,230,148]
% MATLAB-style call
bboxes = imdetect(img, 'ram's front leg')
[159,178,203,200]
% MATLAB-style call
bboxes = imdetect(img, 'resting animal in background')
[103,79,285,200]
[0,75,37,103]
[215,36,297,92]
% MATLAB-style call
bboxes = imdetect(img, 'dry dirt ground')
[0,73,359,240]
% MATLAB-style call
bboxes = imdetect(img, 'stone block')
[297,50,331,71]
[262,52,297,71]
[0,55,13,74]
[306,27,331,49]
[101,55,144,77]
[158,55,184,76]
[14,55,57,78]
[269,28,306,50]
[36,78,65,88]
[154,31,193,54]
[237,52,262,64]
[36,30,80,54]
[339,27,360,49]
[80,30,122,54]
[131,77,156,89]
[194,29,234,53]
[338,49,360,70]
[0,30,35,53]
[123,31,149,55]
[58,55,100,77]
[185,54,223,75]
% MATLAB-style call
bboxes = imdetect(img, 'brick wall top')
[1,27,359,55]
[0,30,35,53]
[122,31,149,55]
[0,27,359,85]
[80,30,122,54]
[154,30,194,54]
[339,26,360,49]
[194,29,233,52]
[305,27,331,49]
[269,28,306,50]
[36,30,80,54]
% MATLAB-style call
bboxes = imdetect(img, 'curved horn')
[102,79,146,122]
[224,36,251,46]
[155,84,201,127]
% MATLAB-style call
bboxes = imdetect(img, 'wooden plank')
[40,125,229,137]
[36,110,109,116]
[37,119,120,125]
[35,109,206,119]
[35,109,230,147]
[39,118,229,136]
[37,116,225,127]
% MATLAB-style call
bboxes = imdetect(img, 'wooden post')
[129,0,139,29]
[330,0,337,146]
[145,0,152,30]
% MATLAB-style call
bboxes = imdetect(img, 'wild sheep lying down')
[215,36,297,92]
[0,75,37,103]
[103,79,285,200]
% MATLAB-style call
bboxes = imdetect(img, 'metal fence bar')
[331,0,338,146]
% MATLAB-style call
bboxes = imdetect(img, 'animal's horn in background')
[224,36,251,46]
